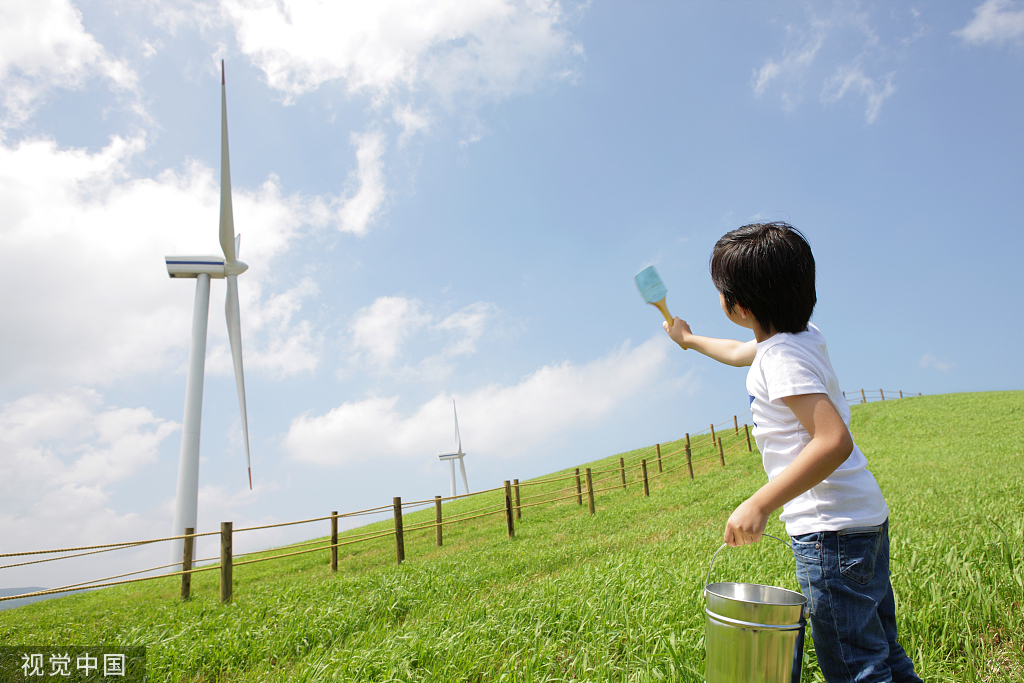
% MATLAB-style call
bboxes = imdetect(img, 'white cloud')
[350,296,434,366]
[0,477,297,589]
[821,66,896,124]
[0,388,301,587]
[753,21,826,100]
[435,301,497,357]
[0,389,177,585]
[335,130,387,235]
[0,0,137,127]
[286,336,670,466]
[752,4,910,123]
[918,352,954,372]
[752,61,782,97]
[0,134,325,386]
[393,104,432,146]
[212,0,582,235]
[219,0,579,104]
[0,389,176,498]
[207,276,323,378]
[955,0,1024,47]
[346,297,498,378]
[141,40,161,58]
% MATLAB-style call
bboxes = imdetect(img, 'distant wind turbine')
[438,400,470,497]
[166,61,252,566]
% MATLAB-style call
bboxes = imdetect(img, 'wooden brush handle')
[652,299,673,327]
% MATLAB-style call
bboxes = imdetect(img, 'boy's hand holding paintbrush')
[663,317,696,350]
[634,266,755,367]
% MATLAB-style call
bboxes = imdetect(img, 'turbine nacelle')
[166,256,249,279]
[438,451,464,461]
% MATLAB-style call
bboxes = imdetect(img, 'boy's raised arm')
[664,317,756,367]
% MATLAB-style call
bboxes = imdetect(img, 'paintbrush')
[634,265,674,327]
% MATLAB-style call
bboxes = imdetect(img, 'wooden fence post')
[861,389,866,404]
[575,468,582,506]
[181,527,194,601]
[656,443,663,473]
[718,438,725,467]
[513,479,521,520]
[434,496,443,547]
[685,444,694,479]
[220,521,232,604]
[880,389,885,401]
[745,424,752,452]
[330,511,338,572]
[710,424,716,447]
[641,460,649,497]
[899,390,903,399]
[619,457,626,490]
[585,468,595,515]
[393,497,405,566]
[504,481,515,538]
[733,415,738,434]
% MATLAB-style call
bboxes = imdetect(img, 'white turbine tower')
[166,61,252,566]
[438,400,470,497]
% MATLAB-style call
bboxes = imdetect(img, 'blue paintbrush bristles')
[634,266,667,304]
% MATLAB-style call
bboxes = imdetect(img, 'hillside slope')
[1,391,1021,682]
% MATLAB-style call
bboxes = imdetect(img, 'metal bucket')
[703,535,809,683]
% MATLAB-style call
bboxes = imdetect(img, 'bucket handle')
[705,533,815,617]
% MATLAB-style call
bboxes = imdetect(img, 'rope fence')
[442,503,506,522]
[1,389,917,605]
[233,543,335,569]
[0,530,220,560]
[518,491,581,510]
[844,388,920,404]
[439,507,506,525]
[517,472,584,487]
[517,488,573,504]
[1,545,148,571]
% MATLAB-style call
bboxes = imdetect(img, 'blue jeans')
[790,520,923,683]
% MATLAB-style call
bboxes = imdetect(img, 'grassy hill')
[1,391,1021,682]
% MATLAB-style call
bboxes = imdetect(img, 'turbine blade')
[458,456,469,494]
[225,274,251,488]
[453,399,461,451]
[235,233,241,259]
[219,60,236,264]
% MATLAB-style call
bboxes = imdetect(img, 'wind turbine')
[166,61,252,566]
[437,400,470,497]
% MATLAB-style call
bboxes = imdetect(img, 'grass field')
[1,391,1021,682]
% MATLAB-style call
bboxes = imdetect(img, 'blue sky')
[1,0,1022,589]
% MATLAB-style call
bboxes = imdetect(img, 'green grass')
[1,391,1021,682]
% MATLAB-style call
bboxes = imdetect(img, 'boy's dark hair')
[710,222,816,335]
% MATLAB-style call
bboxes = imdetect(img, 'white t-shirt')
[747,323,889,535]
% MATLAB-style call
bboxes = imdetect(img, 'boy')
[664,223,922,683]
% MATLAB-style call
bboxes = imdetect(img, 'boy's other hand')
[664,317,693,349]
[724,498,769,547]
